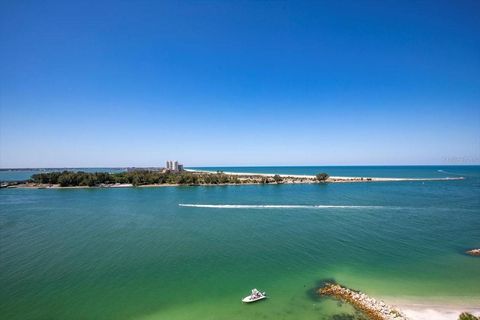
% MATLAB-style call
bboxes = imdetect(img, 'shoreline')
[318,282,480,320]
[185,169,465,182]
[2,170,465,190]
[383,298,480,320]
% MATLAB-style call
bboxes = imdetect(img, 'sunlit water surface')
[1,166,479,319]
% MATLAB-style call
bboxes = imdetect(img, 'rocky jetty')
[466,249,480,256]
[318,283,407,320]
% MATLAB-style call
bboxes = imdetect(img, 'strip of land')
[384,298,480,320]
[0,169,464,189]
[186,169,464,183]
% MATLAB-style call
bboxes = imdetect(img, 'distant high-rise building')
[166,160,184,171]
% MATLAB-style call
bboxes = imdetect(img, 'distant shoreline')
[1,164,479,171]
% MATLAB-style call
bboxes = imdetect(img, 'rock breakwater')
[318,283,408,320]
[466,249,480,256]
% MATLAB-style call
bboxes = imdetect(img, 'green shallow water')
[1,166,479,319]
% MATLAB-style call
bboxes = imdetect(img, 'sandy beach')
[385,299,480,320]
[318,282,480,320]
[185,169,465,182]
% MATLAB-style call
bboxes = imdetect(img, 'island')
[0,169,464,189]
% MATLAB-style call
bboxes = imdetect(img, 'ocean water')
[0,166,479,319]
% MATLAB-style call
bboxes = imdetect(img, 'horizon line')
[1,164,480,170]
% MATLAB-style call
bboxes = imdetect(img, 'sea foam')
[178,204,384,209]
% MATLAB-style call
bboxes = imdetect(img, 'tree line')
[29,170,330,187]
[30,170,242,187]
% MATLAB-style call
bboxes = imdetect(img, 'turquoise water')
[1,166,479,319]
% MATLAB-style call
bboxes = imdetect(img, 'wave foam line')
[437,169,468,177]
[178,204,384,209]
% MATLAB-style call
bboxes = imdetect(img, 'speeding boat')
[242,288,267,303]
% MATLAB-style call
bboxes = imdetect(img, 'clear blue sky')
[1,0,479,167]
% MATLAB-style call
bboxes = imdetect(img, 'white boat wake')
[437,169,470,177]
[178,204,384,209]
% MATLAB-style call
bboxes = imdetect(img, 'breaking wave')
[178,204,384,209]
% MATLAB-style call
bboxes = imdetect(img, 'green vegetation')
[459,312,479,320]
[28,170,331,187]
[273,174,283,183]
[31,170,242,187]
[316,173,329,182]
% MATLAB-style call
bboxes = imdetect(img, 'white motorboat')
[242,288,267,303]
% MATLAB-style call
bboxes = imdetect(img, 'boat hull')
[242,295,267,303]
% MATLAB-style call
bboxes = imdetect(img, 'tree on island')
[459,312,479,320]
[273,174,283,183]
[316,173,329,182]
[30,170,245,187]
